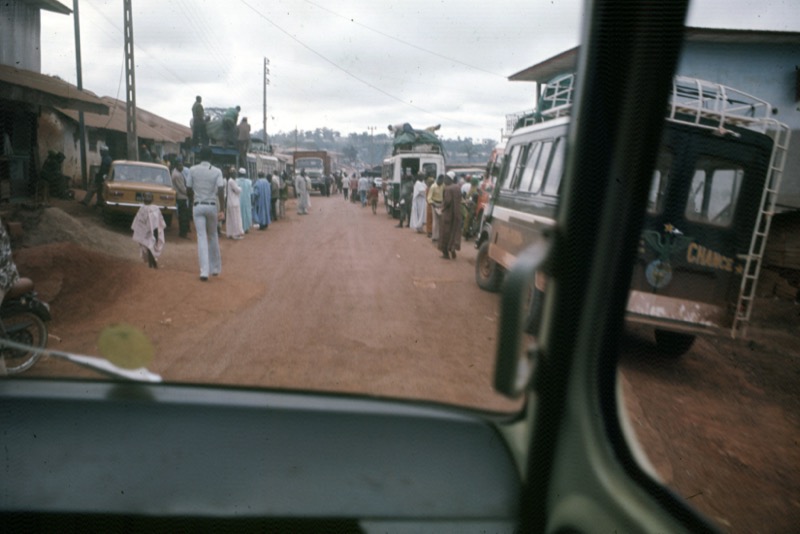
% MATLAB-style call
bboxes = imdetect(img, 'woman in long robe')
[439,175,463,259]
[253,175,271,230]
[225,177,244,239]
[409,176,427,233]
[237,173,253,232]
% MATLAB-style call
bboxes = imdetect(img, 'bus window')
[685,157,744,227]
[530,140,555,193]
[422,163,437,177]
[509,144,531,190]
[542,137,567,197]
[648,151,672,213]
[518,142,541,192]
[500,146,521,190]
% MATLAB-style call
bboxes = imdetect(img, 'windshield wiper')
[0,339,162,383]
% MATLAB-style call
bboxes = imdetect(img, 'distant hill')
[255,127,497,167]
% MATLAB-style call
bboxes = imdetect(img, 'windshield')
[111,164,171,186]
[295,159,322,169]
[2,2,796,531]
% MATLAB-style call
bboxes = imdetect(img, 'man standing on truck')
[191,96,207,146]
[237,117,251,163]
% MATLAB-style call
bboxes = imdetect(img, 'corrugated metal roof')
[508,27,800,83]
[507,47,578,85]
[0,64,108,114]
[24,0,71,15]
[58,97,191,143]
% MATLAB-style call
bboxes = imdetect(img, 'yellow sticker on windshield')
[98,324,154,370]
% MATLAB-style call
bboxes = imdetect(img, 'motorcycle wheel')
[1,311,48,374]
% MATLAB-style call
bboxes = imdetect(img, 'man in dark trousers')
[396,173,414,228]
[171,158,191,239]
[81,146,111,207]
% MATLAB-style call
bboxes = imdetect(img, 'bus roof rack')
[509,73,777,135]
[669,76,772,134]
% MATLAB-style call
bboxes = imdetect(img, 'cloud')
[39,0,798,142]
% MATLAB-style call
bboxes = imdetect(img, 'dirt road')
[10,193,800,532]
[18,194,517,411]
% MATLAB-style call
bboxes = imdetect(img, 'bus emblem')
[643,224,693,289]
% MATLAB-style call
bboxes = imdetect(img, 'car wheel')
[654,330,695,357]
[101,208,114,225]
[476,241,503,292]
[164,214,173,228]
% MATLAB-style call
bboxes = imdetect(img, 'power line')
[173,0,232,79]
[236,0,484,128]
[84,0,224,88]
[303,0,506,78]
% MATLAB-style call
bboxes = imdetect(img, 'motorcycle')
[0,277,51,375]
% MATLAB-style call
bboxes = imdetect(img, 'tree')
[343,145,358,163]
[462,138,476,162]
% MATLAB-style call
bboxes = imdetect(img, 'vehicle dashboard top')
[1,379,520,528]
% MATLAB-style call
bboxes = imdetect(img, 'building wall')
[678,41,800,208]
[0,0,41,72]
[38,110,80,186]
[37,110,113,189]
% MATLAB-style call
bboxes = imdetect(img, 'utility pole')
[263,58,270,150]
[72,0,88,188]
[367,126,376,167]
[123,0,138,161]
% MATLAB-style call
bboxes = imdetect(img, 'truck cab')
[382,124,446,218]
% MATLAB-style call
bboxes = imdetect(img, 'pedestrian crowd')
[84,92,491,279]
[177,147,295,280]
[340,167,489,261]
[119,145,292,281]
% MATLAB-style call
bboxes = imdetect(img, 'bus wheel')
[654,330,695,357]
[476,242,503,292]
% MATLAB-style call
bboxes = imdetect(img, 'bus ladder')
[732,123,791,338]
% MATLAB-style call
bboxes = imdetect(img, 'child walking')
[367,181,380,214]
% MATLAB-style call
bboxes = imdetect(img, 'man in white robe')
[131,193,166,268]
[409,175,427,233]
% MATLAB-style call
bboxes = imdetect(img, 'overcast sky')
[40,0,799,143]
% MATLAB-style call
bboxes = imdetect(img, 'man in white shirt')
[358,174,369,207]
[187,148,225,281]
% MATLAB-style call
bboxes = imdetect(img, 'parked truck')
[292,151,330,193]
